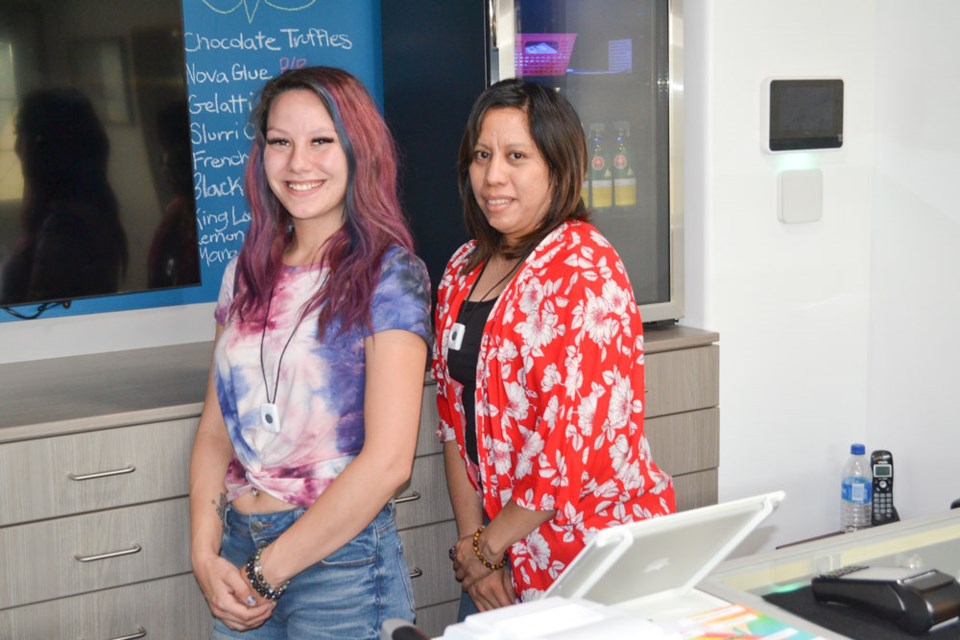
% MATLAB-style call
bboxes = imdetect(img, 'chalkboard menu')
[181,0,382,304]
[180,0,381,302]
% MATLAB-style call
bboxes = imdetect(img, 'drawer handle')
[395,490,422,504]
[97,627,146,640]
[68,465,136,481]
[75,543,142,563]
[409,567,423,579]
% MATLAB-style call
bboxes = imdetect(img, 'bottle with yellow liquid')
[613,121,636,208]
[589,123,612,209]
[581,125,591,208]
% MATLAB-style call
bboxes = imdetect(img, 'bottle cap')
[850,443,866,455]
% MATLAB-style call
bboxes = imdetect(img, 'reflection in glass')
[0,88,128,305]
[0,39,20,203]
[492,0,682,323]
[148,100,199,288]
[0,0,199,311]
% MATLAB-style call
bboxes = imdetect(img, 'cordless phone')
[871,450,899,526]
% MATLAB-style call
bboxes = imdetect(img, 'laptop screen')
[545,492,785,606]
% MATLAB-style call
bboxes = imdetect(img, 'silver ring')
[448,546,456,561]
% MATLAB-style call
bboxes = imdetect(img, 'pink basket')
[515,33,577,77]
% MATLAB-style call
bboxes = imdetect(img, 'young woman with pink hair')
[189,67,431,638]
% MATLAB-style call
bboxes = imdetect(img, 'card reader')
[811,565,960,635]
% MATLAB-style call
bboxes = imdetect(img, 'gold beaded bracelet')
[471,526,508,571]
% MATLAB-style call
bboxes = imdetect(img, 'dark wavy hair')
[457,79,589,272]
[15,88,128,273]
[231,66,413,336]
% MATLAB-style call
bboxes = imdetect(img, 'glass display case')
[490,0,684,322]
[701,509,960,638]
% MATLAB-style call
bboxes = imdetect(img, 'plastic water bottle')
[841,443,873,532]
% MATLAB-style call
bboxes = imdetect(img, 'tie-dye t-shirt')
[213,246,431,508]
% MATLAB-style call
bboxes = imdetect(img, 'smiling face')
[469,107,553,247]
[263,88,348,238]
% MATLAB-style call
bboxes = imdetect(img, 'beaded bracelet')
[244,547,290,601]
[471,526,508,571]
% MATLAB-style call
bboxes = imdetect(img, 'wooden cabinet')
[0,325,717,639]
[0,575,211,640]
[1,499,191,609]
[644,325,721,512]
[394,383,463,637]
[0,343,212,640]
[0,418,196,527]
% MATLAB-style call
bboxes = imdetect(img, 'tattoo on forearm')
[214,492,227,527]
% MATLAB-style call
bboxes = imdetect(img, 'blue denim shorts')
[212,501,415,639]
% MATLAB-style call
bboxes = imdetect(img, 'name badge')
[448,322,465,351]
[260,402,281,433]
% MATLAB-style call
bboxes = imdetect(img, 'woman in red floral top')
[434,79,676,617]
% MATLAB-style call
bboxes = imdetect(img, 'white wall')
[868,0,960,520]
[685,0,958,552]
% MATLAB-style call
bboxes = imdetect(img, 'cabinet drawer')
[0,574,213,640]
[0,418,197,526]
[673,468,719,512]
[645,345,719,418]
[417,381,441,456]
[0,573,211,640]
[0,498,191,609]
[416,599,459,639]
[395,453,452,530]
[400,520,461,609]
[645,408,719,477]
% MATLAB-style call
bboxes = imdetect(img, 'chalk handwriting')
[193,149,250,170]
[189,92,254,115]
[195,173,244,200]
[197,205,251,232]
[201,0,318,24]
[191,121,241,146]
[281,28,352,50]
[200,245,241,264]
[184,31,281,53]
[186,15,358,270]
[200,227,246,246]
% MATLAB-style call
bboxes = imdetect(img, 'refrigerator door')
[490,0,517,84]
[489,0,684,322]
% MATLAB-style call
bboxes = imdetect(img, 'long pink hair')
[230,67,413,336]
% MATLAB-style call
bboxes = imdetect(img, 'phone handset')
[871,449,900,526]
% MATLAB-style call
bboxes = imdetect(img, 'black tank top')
[447,297,497,465]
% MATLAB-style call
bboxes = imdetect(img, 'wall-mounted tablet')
[765,78,843,152]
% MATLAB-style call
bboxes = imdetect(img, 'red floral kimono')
[433,221,676,601]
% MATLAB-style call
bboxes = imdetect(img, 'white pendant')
[448,322,465,351]
[260,403,281,433]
